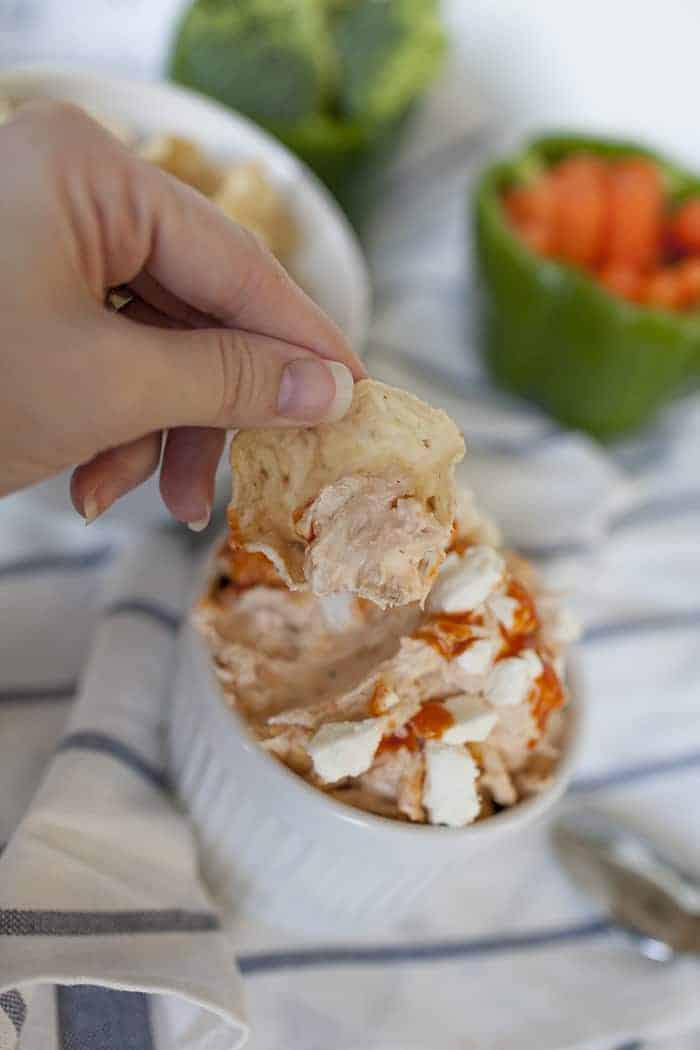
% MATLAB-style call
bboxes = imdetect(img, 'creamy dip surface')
[195,490,579,828]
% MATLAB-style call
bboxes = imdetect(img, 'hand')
[0,102,365,527]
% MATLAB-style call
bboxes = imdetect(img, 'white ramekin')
[168,543,585,934]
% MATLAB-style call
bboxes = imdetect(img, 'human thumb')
[100,312,356,444]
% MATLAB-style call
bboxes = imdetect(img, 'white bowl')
[167,539,585,934]
[0,64,371,527]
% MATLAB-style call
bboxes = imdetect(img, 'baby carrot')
[644,267,686,309]
[605,158,663,270]
[551,155,608,267]
[597,263,646,303]
[502,175,556,228]
[668,198,700,255]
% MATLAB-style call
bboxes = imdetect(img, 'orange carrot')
[551,154,608,266]
[668,198,700,255]
[500,153,700,312]
[605,158,663,270]
[597,263,646,303]
[502,176,556,227]
[674,257,700,307]
[516,221,555,256]
[643,267,686,309]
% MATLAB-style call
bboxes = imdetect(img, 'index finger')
[131,155,367,379]
[25,102,367,378]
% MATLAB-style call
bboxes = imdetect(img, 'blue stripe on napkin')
[0,989,26,1035]
[238,917,613,975]
[611,489,700,532]
[56,732,168,791]
[516,540,591,561]
[58,985,154,1050]
[103,600,182,634]
[0,547,113,582]
[571,749,700,793]
[0,682,77,704]
[583,610,700,644]
[0,908,219,936]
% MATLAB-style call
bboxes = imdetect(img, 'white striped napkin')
[0,521,247,1050]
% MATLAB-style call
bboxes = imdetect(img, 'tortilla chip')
[228,379,465,606]
[138,134,222,196]
[213,162,296,260]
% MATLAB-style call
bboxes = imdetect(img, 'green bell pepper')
[169,0,445,227]
[473,134,700,440]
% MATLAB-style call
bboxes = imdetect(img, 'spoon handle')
[553,809,700,956]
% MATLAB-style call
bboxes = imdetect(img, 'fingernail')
[187,506,211,533]
[81,481,128,524]
[322,362,355,423]
[277,359,354,424]
[83,492,101,525]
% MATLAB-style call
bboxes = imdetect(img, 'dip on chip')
[227,379,465,608]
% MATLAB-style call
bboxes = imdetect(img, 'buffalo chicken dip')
[196,471,579,828]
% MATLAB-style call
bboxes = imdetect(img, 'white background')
[2,0,700,167]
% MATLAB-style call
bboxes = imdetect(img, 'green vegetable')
[473,134,700,440]
[169,0,445,223]
[331,0,445,126]
[169,0,336,127]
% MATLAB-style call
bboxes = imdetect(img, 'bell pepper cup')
[473,134,700,440]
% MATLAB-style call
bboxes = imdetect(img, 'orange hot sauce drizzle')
[355,596,378,617]
[368,681,393,716]
[508,580,539,633]
[377,728,418,755]
[222,508,287,592]
[227,549,285,590]
[226,507,243,547]
[498,579,540,656]
[214,543,285,597]
[412,611,483,660]
[448,533,472,557]
[531,662,565,732]
[410,700,454,739]
[377,700,454,756]
[291,499,315,536]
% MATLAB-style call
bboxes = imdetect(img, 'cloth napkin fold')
[0,525,247,1050]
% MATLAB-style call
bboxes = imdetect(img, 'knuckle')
[214,330,248,424]
[213,330,271,426]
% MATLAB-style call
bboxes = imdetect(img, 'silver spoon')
[552,808,700,962]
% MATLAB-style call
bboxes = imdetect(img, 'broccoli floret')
[331,0,446,127]
[169,0,446,217]
[170,0,337,127]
